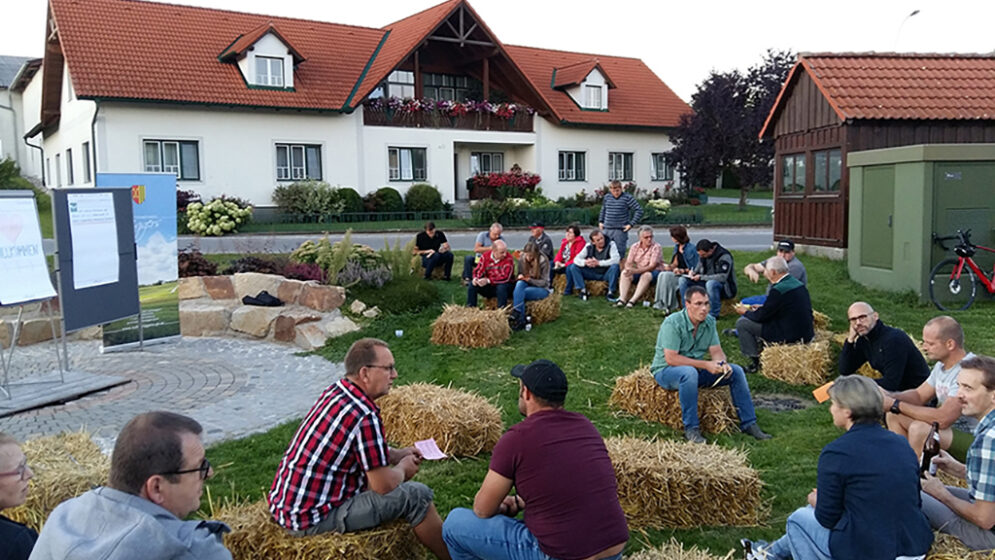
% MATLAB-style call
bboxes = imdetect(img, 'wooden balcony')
[363,108,534,132]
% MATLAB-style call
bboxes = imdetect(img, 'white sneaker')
[740,539,770,560]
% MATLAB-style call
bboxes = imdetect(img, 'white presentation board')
[0,191,56,305]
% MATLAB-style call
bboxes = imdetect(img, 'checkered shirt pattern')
[267,378,390,531]
[967,409,995,502]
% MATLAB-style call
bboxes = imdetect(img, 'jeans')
[765,506,832,560]
[512,281,549,315]
[463,254,479,280]
[678,277,726,318]
[467,282,512,308]
[443,508,623,560]
[564,264,619,296]
[422,252,454,279]
[652,364,757,431]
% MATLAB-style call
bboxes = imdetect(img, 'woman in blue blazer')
[742,375,933,560]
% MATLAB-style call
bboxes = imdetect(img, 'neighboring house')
[759,52,995,255]
[0,55,43,182]
[27,0,689,209]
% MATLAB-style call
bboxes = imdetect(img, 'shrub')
[272,180,345,217]
[222,256,283,275]
[336,187,365,214]
[178,249,218,277]
[404,183,443,212]
[186,198,252,236]
[379,238,416,279]
[363,187,405,213]
[290,230,391,287]
[350,275,439,314]
[177,189,201,212]
[281,262,326,283]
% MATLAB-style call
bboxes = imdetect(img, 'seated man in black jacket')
[839,301,929,391]
[733,256,814,373]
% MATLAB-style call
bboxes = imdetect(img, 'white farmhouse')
[25,0,689,210]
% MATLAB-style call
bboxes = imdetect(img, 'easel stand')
[0,296,68,399]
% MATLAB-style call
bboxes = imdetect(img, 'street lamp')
[895,9,921,50]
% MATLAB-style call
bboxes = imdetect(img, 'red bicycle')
[930,229,995,311]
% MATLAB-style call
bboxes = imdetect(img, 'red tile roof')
[552,59,616,90]
[508,45,688,128]
[48,0,689,127]
[761,52,995,137]
[218,22,306,64]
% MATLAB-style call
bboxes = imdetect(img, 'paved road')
[178,225,774,254]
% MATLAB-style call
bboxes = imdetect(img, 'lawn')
[201,250,995,557]
[705,187,775,200]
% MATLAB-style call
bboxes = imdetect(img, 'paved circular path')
[0,337,342,451]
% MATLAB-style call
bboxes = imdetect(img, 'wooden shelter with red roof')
[25,0,689,207]
[760,52,995,252]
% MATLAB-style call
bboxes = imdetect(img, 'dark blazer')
[838,320,930,391]
[815,423,933,560]
[743,275,814,344]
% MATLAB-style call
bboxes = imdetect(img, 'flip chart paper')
[68,192,119,290]
[0,197,56,304]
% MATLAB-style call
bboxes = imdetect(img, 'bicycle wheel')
[929,258,977,311]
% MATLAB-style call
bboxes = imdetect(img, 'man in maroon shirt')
[268,338,450,559]
[442,359,629,560]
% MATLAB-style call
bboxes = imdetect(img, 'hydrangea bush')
[186,198,252,236]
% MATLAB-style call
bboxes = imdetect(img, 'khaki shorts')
[291,481,434,536]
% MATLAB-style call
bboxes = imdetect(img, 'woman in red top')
[553,224,586,273]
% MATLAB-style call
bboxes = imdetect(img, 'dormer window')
[256,56,285,87]
[553,59,615,111]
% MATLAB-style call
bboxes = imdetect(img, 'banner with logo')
[95,173,179,349]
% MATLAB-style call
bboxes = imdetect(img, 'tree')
[667,49,794,207]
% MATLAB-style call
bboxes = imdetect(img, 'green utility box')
[847,144,995,299]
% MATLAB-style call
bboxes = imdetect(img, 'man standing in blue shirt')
[651,285,771,444]
[598,181,643,258]
[921,355,995,551]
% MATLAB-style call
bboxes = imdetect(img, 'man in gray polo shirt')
[462,222,504,283]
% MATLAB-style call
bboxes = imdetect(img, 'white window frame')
[608,152,633,181]
[558,151,586,181]
[650,153,673,181]
[584,85,603,109]
[275,143,323,181]
[387,70,415,99]
[255,56,285,87]
[143,139,200,181]
[388,147,427,181]
[470,152,504,175]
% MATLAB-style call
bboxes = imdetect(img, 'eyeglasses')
[365,364,397,372]
[161,458,212,481]
[848,314,870,323]
[0,461,30,481]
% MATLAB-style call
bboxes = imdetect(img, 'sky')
[3,0,994,102]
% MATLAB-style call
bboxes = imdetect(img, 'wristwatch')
[890,399,901,415]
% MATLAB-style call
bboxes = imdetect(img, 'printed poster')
[0,195,56,305]
[96,173,180,348]
[67,192,119,290]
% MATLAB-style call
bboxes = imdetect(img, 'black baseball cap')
[530,221,545,229]
[510,359,568,402]
[777,240,795,252]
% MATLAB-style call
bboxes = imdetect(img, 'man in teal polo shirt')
[651,285,772,444]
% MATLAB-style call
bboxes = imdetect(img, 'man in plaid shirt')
[921,355,995,551]
[268,338,450,559]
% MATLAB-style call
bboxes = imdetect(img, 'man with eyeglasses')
[30,411,232,560]
[269,338,451,559]
[839,301,929,391]
[0,432,36,560]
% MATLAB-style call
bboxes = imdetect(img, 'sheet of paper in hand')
[414,438,448,460]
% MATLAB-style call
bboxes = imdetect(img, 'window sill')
[558,179,587,182]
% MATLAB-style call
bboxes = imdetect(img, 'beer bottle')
[920,421,941,478]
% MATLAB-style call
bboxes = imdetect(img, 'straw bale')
[609,368,739,434]
[217,500,424,560]
[926,532,995,560]
[526,293,561,325]
[551,273,607,296]
[606,437,765,529]
[759,341,831,386]
[430,304,509,348]
[378,383,503,457]
[626,539,735,560]
[410,255,445,279]
[812,310,832,332]
[812,329,834,344]
[5,431,110,531]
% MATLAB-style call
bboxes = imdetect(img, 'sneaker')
[746,357,760,374]
[740,538,771,560]
[743,424,772,440]
[652,302,664,310]
[606,295,619,303]
[722,328,739,338]
[684,427,706,444]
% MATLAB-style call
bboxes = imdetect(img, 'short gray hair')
[490,223,503,234]
[828,376,882,425]
[638,225,654,236]
[765,256,789,274]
